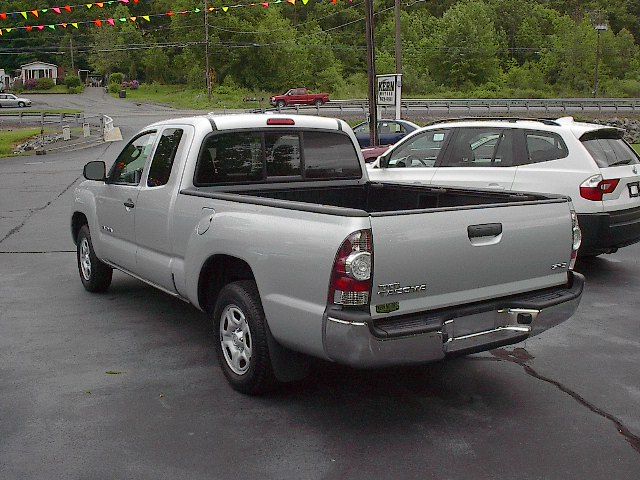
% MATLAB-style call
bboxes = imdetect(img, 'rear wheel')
[213,280,276,395]
[77,225,112,292]
[314,99,323,107]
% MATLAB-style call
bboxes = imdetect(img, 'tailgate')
[600,164,640,211]
[369,201,572,318]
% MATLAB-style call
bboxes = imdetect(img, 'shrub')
[65,75,82,89]
[36,78,54,90]
[108,83,120,94]
[24,79,38,90]
[109,72,124,85]
[122,80,140,90]
[67,86,83,94]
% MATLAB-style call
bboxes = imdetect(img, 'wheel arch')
[71,211,89,245]
[197,254,257,313]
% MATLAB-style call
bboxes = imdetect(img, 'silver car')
[0,93,32,108]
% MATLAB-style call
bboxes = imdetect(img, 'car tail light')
[267,118,295,126]
[579,174,620,201]
[329,230,373,307]
[569,201,581,270]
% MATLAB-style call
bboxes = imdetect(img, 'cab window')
[109,131,157,184]
[387,130,450,168]
[147,128,184,187]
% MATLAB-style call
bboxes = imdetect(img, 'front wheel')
[18,102,25,108]
[276,100,286,109]
[77,225,112,292]
[213,280,276,395]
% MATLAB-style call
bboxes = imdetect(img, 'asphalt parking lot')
[1,95,639,479]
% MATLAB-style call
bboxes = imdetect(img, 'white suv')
[368,117,640,256]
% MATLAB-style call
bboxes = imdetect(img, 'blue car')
[353,119,419,148]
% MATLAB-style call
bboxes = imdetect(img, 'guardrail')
[0,111,86,126]
[260,98,640,115]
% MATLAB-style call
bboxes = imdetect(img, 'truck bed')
[184,182,565,215]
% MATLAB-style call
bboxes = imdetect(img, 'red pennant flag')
[65,5,72,12]
[107,18,115,26]
[26,25,33,31]
[166,11,175,16]
[332,0,337,4]
[0,13,7,21]
[262,2,269,7]
[37,25,45,30]
[133,0,139,4]
[94,19,102,27]
[53,7,61,14]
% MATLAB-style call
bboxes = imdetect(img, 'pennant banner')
[1,0,138,20]
[0,0,352,36]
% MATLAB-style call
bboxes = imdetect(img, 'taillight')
[569,201,581,269]
[267,118,295,125]
[580,174,620,201]
[329,230,373,307]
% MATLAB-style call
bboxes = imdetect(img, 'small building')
[20,61,58,84]
[0,69,11,91]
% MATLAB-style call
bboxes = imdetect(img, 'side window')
[441,128,513,167]
[109,131,157,184]
[303,131,361,179]
[194,132,263,185]
[354,123,369,134]
[525,131,568,164]
[387,130,450,168]
[265,133,301,177]
[147,128,184,187]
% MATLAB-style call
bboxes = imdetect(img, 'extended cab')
[72,114,584,394]
[270,88,329,108]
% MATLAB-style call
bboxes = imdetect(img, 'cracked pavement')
[1,92,639,479]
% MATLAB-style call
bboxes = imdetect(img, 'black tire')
[77,225,112,292]
[314,99,323,107]
[213,280,277,395]
[277,100,286,108]
[18,102,25,108]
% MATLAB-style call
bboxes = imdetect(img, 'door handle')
[468,223,502,239]
[123,199,135,209]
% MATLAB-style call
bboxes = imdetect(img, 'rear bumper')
[323,272,584,368]
[578,207,640,254]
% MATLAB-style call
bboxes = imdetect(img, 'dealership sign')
[376,74,402,119]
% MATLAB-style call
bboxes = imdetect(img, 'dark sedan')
[353,119,419,148]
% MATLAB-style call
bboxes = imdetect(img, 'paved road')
[1,92,639,479]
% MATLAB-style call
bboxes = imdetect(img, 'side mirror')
[83,161,106,181]
[379,153,389,169]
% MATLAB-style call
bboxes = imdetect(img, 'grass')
[19,85,77,94]
[112,83,273,110]
[633,145,639,155]
[0,128,43,156]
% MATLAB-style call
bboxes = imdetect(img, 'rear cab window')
[581,129,639,168]
[193,130,361,186]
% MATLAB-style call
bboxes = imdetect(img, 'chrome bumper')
[323,273,584,368]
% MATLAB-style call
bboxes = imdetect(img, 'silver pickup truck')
[72,114,584,394]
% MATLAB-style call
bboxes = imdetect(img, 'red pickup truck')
[270,88,329,108]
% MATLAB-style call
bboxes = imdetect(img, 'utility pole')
[364,0,378,147]
[70,36,75,74]
[204,0,211,101]
[394,0,402,76]
[593,23,607,98]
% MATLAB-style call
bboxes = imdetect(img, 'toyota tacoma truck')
[270,88,329,108]
[71,114,584,394]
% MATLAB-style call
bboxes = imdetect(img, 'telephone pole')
[364,0,378,147]
[70,36,75,74]
[394,0,402,75]
[204,0,211,101]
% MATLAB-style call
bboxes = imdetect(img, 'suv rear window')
[581,132,639,168]
[194,130,361,185]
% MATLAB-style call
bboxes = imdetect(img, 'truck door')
[431,127,517,190]
[134,126,190,291]
[94,131,157,272]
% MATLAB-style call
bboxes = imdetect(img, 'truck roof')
[147,113,345,132]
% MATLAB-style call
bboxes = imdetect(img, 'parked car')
[270,88,329,108]
[362,144,392,163]
[72,114,583,394]
[0,93,32,108]
[353,119,419,148]
[368,116,640,256]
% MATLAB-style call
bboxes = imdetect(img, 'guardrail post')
[19,112,23,125]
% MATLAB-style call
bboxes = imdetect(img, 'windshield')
[582,133,639,168]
